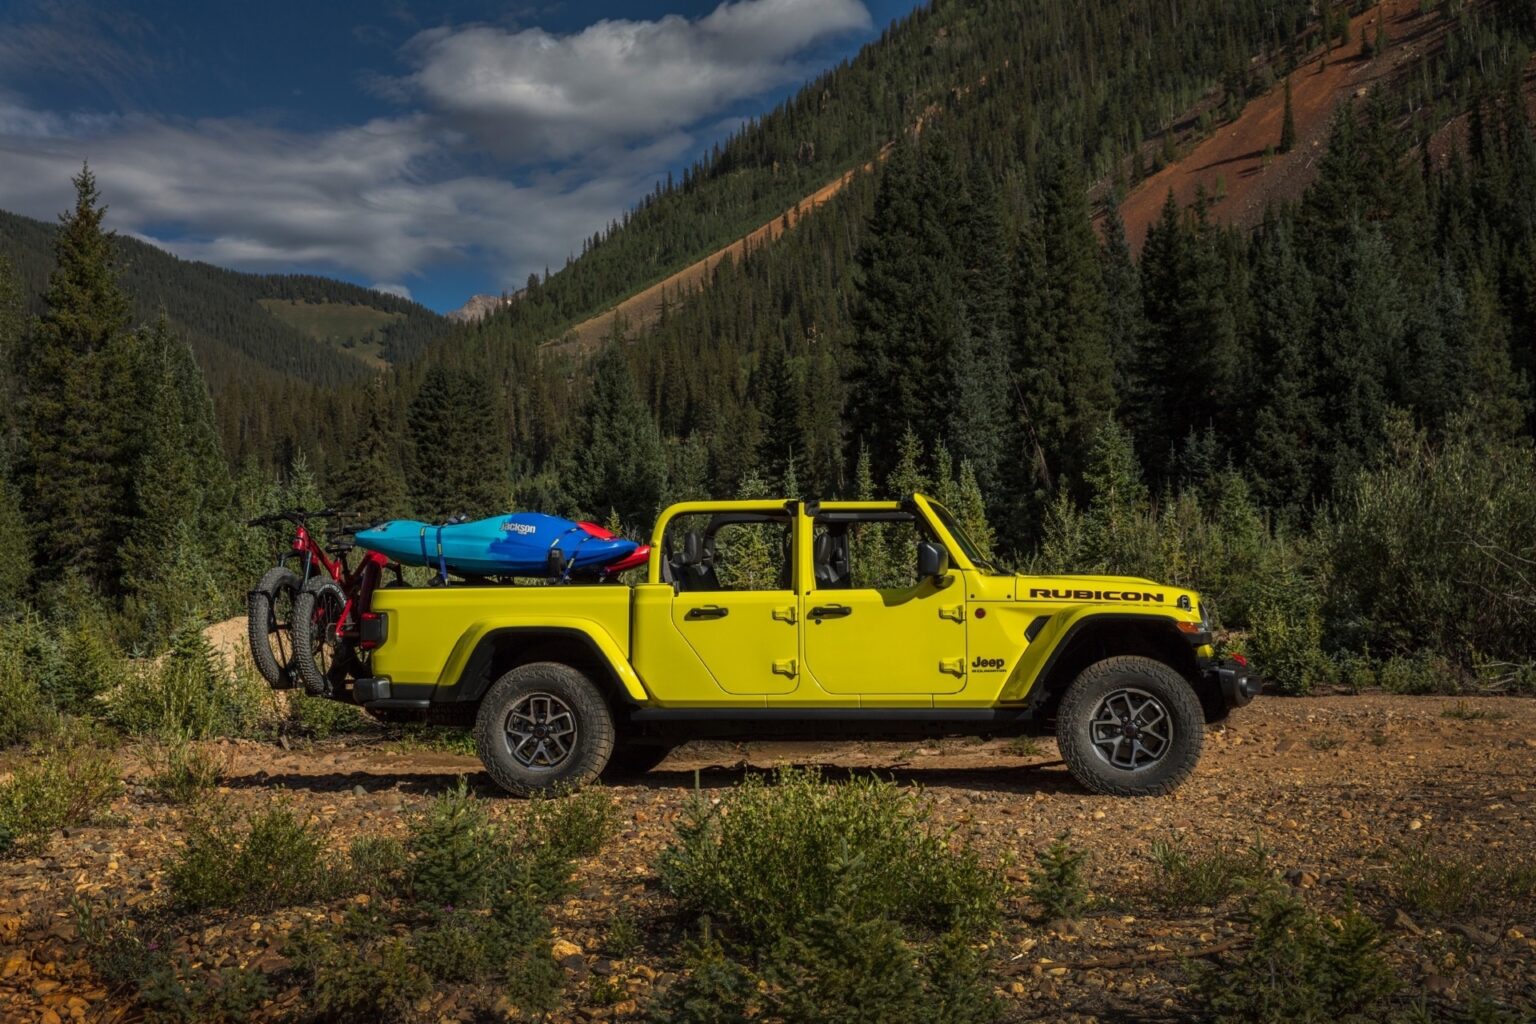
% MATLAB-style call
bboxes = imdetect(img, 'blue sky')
[0,0,923,312]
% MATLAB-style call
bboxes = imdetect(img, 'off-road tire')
[292,577,346,697]
[248,567,302,689]
[602,742,674,780]
[1056,656,1204,797]
[474,662,615,797]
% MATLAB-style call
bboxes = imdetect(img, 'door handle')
[810,604,852,619]
[686,605,729,620]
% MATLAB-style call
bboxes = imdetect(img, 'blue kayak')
[355,513,643,577]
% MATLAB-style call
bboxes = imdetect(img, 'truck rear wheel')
[1055,656,1204,797]
[474,662,615,797]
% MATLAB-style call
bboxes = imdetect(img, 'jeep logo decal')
[971,655,1006,673]
[1027,588,1165,603]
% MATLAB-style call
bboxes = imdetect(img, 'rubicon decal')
[1027,588,1166,603]
[971,655,1006,672]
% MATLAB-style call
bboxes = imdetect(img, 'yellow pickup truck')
[353,494,1258,797]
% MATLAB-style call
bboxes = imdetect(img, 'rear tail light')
[359,611,388,650]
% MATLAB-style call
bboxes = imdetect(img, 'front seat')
[814,530,850,589]
[672,531,720,592]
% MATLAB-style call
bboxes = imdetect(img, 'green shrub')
[108,624,273,739]
[74,895,164,991]
[1027,832,1089,920]
[658,768,1004,946]
[168,805,339,911]
[1378,651,1456,695]
[1196,888,1397,1023]
[655,884,999,1024]
[650,922,755,1024]
[1326,416,1536,670]
[286,913,432,1024]
[144,738,227,804]
[1247,600,1330,695]
[348,834,406,896]
[604,910,642,959]
[527,784,617,863]
[1149,836,1270,911]
[136,960,274,1024]
[0,732,120,856]
[0,635,58,747]
[405,778,500,906]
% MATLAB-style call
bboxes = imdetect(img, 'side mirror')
[917,541,949,579]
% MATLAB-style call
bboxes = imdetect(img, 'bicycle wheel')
[292,576,348,697]
[248,566,303,688]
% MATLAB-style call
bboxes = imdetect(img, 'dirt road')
[3,693,1533,1021]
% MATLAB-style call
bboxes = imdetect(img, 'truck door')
[801,510,966,695]
[667,511,800,696]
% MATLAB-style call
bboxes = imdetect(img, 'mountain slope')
[0,208,447,392]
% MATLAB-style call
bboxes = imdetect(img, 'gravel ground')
[3,693,1534,1023]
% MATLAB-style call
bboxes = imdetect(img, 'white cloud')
[396,0,870,159]
[372,282,414,300]
[0,0,874,296]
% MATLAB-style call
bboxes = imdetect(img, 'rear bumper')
[1204,658,1261,708]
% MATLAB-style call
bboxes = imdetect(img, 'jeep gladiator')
[353,494,1258,796]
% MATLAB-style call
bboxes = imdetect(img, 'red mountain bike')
[245,508,346,689]
[291,539,393,698]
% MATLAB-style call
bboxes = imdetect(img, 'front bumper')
[1205,657,1262,708]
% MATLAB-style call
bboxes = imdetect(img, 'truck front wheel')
[474,662,615,797]
[1055,656,1204,797]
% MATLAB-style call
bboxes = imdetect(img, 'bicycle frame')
[283,522,345,583]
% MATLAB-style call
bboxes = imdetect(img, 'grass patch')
[388,723,477,756]
[144,738,227,804]
[1440,700,1510,722]
[1388,843,1536,921]
[1002,736,1045,758]
[286,693,371,739]
[1308,734,1342,751]
[1149,836,1270,911]
[0,728,120,856]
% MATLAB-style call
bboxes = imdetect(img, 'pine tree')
[954,459,996,559]
[753,341,805,491]
[332,384,410,525]
[1098,199,1145,405]
[947,170,1013,500]
[119,317,235,639]
[563,345,667,525]
[1010,154,1116,505]
[1246,220,1321,512]
[0,256,23,456]
[887,427,928,498]
[21,165,139,592]
[1280,78,1297,154]
[407,364,506,521]
[0,474,30,617]
[848,139,960,478]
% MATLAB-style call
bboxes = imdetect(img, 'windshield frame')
[926,500,1002,575]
